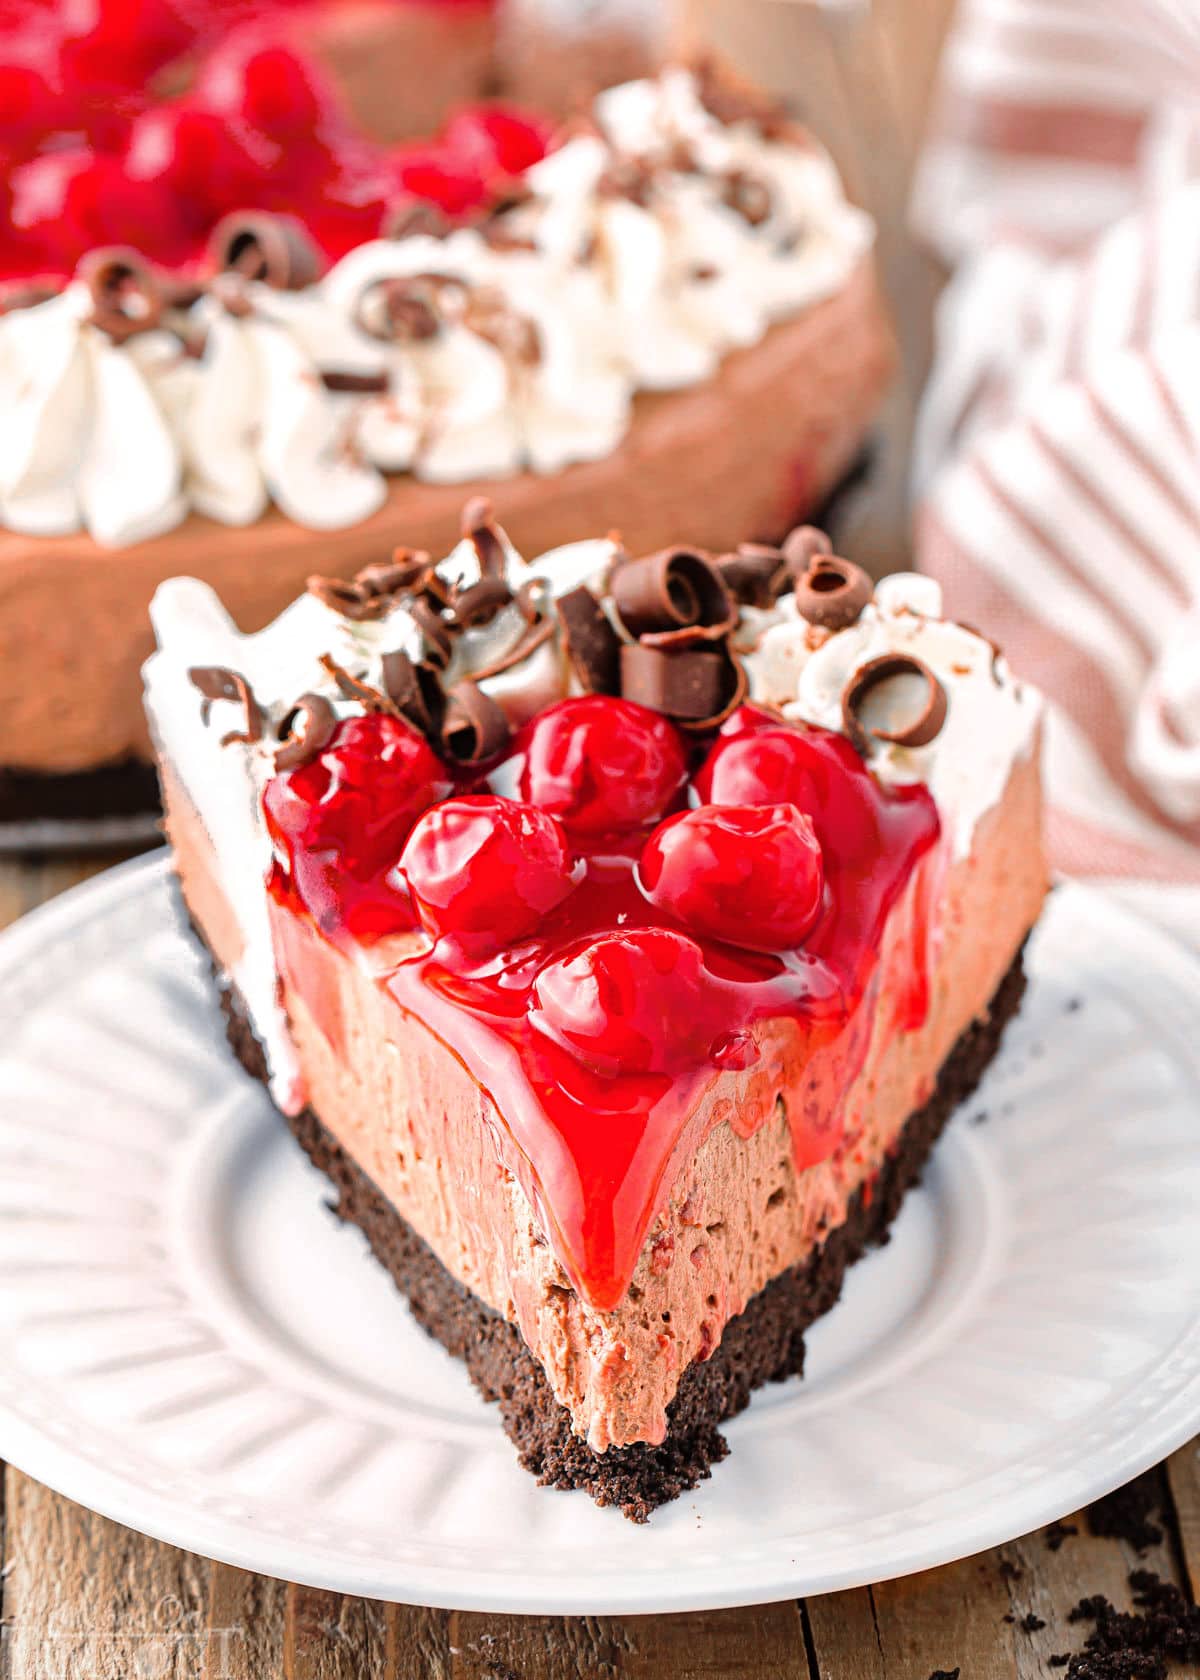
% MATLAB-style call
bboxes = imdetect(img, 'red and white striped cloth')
[912,0,1200,941]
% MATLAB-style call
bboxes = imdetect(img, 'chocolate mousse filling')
[207,921,1028,1522]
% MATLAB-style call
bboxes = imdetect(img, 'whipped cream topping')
[3,68,872,548]
[144,520,1040,1109]
[744,572,1042,858]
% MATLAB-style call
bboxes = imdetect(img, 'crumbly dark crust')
[209,927,1027,1521]
[0,757,160,827]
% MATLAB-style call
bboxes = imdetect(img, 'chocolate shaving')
[188,666,264,746]
[620,642,745,729]
[692,57,791,140]
[307,552,432,622]
[317,653,400,717]
[515,577,552,623]
[792,553,873,632]
[460,497,508,577]
[610,547,733,638]
[556,586,622,695]
[210,212,323,290]
[722,169,773,227]
[469,614,556,682]
[381,649,445,737]
[318,369,390,395]
[383,199,454,242]
[78,248,163,345]
[450,576,513,629]
[441,680,510,763]
[274,693,338,770]
[410,597,455,670]
[841,654,948,754]
[464,288,541,366]
[715,543,792,609]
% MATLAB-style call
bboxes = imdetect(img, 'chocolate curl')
[841,654,948,755]
[722,169,773,227]
[450,575,513,629]
[792,553,873,633]
[556,586,622,695]
[188,666,264,746]
[383,199,454,242]
[382,649,445,738]
[460,497,509,578]
[610,547,734,639]
[210,212,324,290]
[441,681,510,763]
[715,544,791,610]
[353,275,447,344]
[78,248,163,345]
[274,693,338,771]
[620,642,746,730]
[410,597,455,670]
[781,524,833,571]
[317,654,400,717]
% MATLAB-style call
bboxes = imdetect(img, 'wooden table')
[2,858,1199,1677]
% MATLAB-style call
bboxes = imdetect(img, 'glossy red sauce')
[266,700,940,1310]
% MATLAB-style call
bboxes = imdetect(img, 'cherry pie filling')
[264,697,941,1311]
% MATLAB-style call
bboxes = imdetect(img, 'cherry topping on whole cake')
[265,712,451,939]
[400,793,580,949]
[516,697,689,839]
[529,928,716,1078]
[637,803,825,953]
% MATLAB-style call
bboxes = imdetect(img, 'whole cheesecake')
[145,504,1046,1517]
[0,67,893,840]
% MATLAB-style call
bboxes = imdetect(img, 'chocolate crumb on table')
[1086,1467,1167,1553]
[1056,1570,1200,1679]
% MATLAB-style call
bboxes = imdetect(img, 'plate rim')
[1,853,1199,1614]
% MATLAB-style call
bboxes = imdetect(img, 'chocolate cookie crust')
[209,930,1028,1521]
[0,756,160,827]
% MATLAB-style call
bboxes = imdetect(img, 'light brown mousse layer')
[295,0,498,143]
[164,745,1045,1452]
[0,260,893,777]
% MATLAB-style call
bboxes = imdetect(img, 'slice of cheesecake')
[144,508,1045,1518]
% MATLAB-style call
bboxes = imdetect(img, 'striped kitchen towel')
[911,0,1200,944]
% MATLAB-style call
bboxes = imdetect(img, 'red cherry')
[389,145,491,218]
[516,697,689,839]
[693,724,835,810]
[265,713,452,940]
[196,33,330,138]
[58,0,196,88]
[10,149,194,272]
[441,105,552,180]
[400,794,579,949]
[0,63,67,155]
[529,929,718,1077]
[125,103,273,214]
[638,804,824,952]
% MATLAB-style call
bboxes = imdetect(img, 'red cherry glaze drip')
[267,702,940,1311]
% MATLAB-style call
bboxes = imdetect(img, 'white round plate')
[1,855,1199,1614]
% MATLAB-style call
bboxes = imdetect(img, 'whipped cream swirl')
[3,68,872,548]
